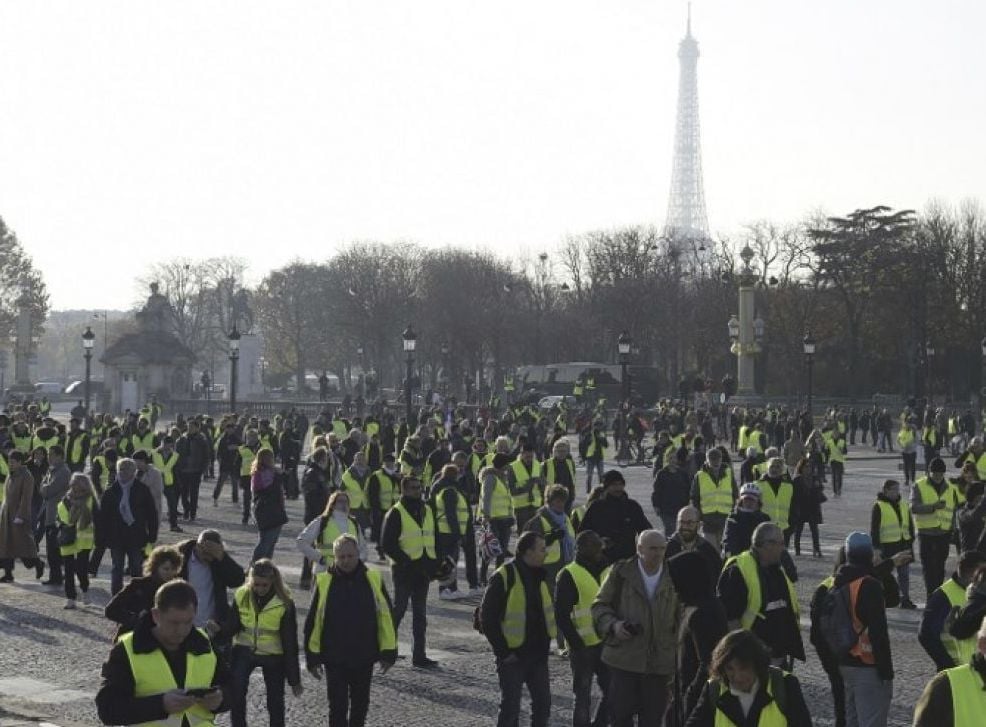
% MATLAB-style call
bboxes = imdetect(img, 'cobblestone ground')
[0,441,948,726]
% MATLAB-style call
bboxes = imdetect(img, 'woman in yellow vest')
[685,629,811,726]
[296,490,366,575]
[227,559,302,727]
[57,473,98,610]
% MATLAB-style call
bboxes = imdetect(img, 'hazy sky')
[1,1,984,311]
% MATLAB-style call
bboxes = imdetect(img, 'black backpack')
[818,578,864,658]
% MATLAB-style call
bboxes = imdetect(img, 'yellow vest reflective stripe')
[341,471,367,510]
[698,470,734,515]
[392,501,436,562]
[946,663,986,725]
[56,498,95,555]
[317,517,359,567]
[307,569,396,654]
[498,563,557,648]
[541,514,575,565]
[232,586,285,656]
[913,478,960,532]
[561,562,607,646]
[876,500,911,544]
[480,475,513,520]
[940,579,977,666]
[120,630,217,727]
[238,446,257,477]
[544,458,575,486]
[510,460,542,509]
[725,551,799,630]
[586,434,603,459]
[434,487,470,534]
[153,451,179,486]
[371,471,399,511]
[711,669,788,727]
[758,480,794,531]
[93,455,111,490]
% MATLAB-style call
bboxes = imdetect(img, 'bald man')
[592,529,680,725]
[665,506,722,591]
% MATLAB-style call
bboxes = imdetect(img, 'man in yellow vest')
[380,475,439,668]
[915,613,986,726]
[756,457,797,546]
[95,579,229,725]
[554,530,610,727]
[153,436,183,533]
[912,457,963,599]
[690,447,737,552]
[955,436,986,481]
[717,522,804,669]
[870,478,917,609]
[918,551,986,673]
[303,533,396,727]
[480,531,555,727]
[509,444,545,534]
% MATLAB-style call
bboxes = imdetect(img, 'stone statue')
[135,281,176,334]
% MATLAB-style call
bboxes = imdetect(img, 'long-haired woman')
[251,448,288,563]
[104,544,182,639]
[58,473,98,609]
[226,559,302,727]
[295,490,366,573]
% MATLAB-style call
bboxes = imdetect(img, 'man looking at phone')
[591,529,680,726]
[96,579,230,725]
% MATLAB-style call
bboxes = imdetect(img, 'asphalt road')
[0,439,952,726]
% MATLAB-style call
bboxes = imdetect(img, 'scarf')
[545,508,574,562]
[118,479,135,526]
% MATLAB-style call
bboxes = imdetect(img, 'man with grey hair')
[717,522,804,668]
[592,528,680,725]
[95,457,158,595]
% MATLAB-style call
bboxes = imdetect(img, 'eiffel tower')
[664,4,710,248]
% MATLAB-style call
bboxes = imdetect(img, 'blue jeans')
[838,666,892,727]
[392,568,430,660]
[252,525,282,563]
[496,653,551,727]
[110,545,144,595]
[230,647,286,727]
[585,458,604,492]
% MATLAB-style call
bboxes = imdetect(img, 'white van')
[35,382,65,395]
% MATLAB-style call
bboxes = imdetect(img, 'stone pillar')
[737,281,756,395]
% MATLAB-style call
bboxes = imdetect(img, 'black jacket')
[176,431,212,475]
[95,611,231,725]
[652,465,691,517]
[553,555,607,651]
[481,558,552,659]
[95,479,158,550]
[665,534,723,593]
[832,562,895,680]
[177,539,246,626]
[224,590,301,687]
[104,575,164,641]
[921,573,967,671]
[684,667,812,727]
[957,497,986,554]
[722,508,770,558]
[577,492,652,564]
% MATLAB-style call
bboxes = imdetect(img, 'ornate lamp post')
[617,330,632,463]
[440,340,450,399]
[980,337,986,411]
[925,341,936,407]
[402,324,417,425]
[728,245,764,396]
[82,326,95,414]
[228,325,241,412]
[803,330,816,422]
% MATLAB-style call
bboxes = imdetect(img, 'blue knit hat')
[845,531,873,559]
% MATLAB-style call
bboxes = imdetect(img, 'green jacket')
[591,556,681,675]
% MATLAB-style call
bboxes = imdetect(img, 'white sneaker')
[80,591,90,606]
[438,589,457,601]
[63,599,76,610]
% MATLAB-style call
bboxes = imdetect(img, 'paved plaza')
[0,442,947,726]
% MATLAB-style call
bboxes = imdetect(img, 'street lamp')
[440,339,450,398]
[925,341,936,406]
[753,315,765,342]
[727,315,740,341]
[617,330,632,464]
[228,325,241,412]
[82,326,95,414]
[803,330,816,422]
[402,324,417,424]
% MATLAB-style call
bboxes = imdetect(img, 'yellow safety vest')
[725,551,799,630]
[945,663,986,726]
[758,479,795,531]
[962,451,986,481]
[710,668,789,727]
[510,460,543,510]
[316,516,360,567]
[897,428,916,448]
[434,486,470,534]
[56,498,95,556]
[341,470,367,510]
[132,432,156,454]
[33,435,60,453]
[544,457,576,486]
[497,562,557,648]
[940,579,977,666]
[912,478,960,532]
[540,514,575,565]
[67,433,88,465]
[331,421,348,439]
[480,474,513,521]
[560,562,609,647]
[369,470,399,511]
[698,469,734,516]
[875,500,911,544]
[153,450,179,487]
[238,446,257,477]
[827,438,846,464]
[12,434,32,453]
[93,455,111,490]
[120,630,218,727]
[392,501,436,562]
[232,586,286,656]
[586,433,604,460]
[307,569,396,654]
[737,426,749,452]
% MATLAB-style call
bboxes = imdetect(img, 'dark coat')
[95,479,158,551]
[177,539,246,625]
[652,465,691,518]
[684,667,812,727]
[176,431,211,475]
[0,467,38,560]
[833,561,895,680]
[104,574,163,641]
[578,492,652,564]
[722,508,770,558]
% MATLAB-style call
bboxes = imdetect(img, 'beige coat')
[591,556,681,675]
[0,468,38,560]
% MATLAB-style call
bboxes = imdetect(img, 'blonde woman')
[227,559,302,727]
[57,473,98,609]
